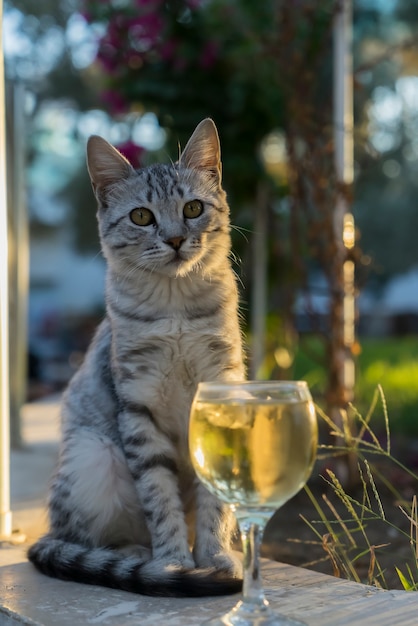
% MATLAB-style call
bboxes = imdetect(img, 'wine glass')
[189,380,318,626]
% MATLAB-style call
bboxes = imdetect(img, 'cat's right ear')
[86,136,135,193]
[179,118,222,184]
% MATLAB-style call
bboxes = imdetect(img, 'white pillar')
[7,81,28,449]
[0,0,13,539]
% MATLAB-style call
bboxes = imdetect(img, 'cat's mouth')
[169,250,184,264]
[164,251,190,274]
[168,246,197,265]
[165,249,202,277]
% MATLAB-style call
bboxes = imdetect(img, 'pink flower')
[160,38,178,61]
[128,13,164,50]
[80,9,92,21]
[199,40,219,69]
[116,141,145,168]
[97,43,119,73]
[135,0,163,7]
[101,90,128,115]
[108,15,128,46]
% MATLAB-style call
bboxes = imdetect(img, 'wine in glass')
[189,380,318,626]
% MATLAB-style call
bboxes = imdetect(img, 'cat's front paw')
[114,544,152,561]
[166,555,196,570]
[195,551,242,577]
[147,552,195,572]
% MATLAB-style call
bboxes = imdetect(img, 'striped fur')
[28,119,245,597]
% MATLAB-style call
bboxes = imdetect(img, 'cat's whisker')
[232,268,245,291]
[229,250,242,267]
[230,224,252,242]
[120,258,146,285]
[169,153,179,175]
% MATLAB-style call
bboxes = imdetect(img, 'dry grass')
[302,385,418,590]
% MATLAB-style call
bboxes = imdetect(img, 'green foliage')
[396,565,418,591]
[293,335,418,435]
[82,0,285,204]
[80,0,344,211]
[356,338,418,434]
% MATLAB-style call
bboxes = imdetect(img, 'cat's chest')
[118,316,219,371]
[115,321,219,425]
[141,322,213,387]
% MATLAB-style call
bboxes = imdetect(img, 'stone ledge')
[3,399,418,625]
[2,544,418,626]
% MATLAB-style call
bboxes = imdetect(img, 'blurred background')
[4,0,418,442]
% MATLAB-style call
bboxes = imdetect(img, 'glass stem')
[239,520,269,608]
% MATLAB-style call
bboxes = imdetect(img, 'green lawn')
[293,335,418,435]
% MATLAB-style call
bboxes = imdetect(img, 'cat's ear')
[86,135,135,192]
[179,118,222,183]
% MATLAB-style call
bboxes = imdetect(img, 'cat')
[28,118,246,597]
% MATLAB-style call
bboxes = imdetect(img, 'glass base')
[202,600,307,626]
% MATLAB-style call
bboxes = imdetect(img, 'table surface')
[2,398,418,625]
[1,545,418,626]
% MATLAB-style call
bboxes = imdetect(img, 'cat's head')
[87,118,231,279]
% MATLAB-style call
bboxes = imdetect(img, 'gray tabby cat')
[28,118,245,597]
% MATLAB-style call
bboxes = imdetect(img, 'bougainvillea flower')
[116,140,145,169]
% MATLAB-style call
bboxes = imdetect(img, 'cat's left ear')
[179,118,222,183]
[87,135,135,192]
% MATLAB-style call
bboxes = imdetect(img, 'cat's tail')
[28,535,242,597]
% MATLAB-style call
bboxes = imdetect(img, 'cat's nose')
[165,236,185,251]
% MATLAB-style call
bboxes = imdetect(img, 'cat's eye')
[130,207,155,226]
[183,200,203,219]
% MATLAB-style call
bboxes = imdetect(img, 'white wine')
[189,399,317,509]
[188,382,316,626]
